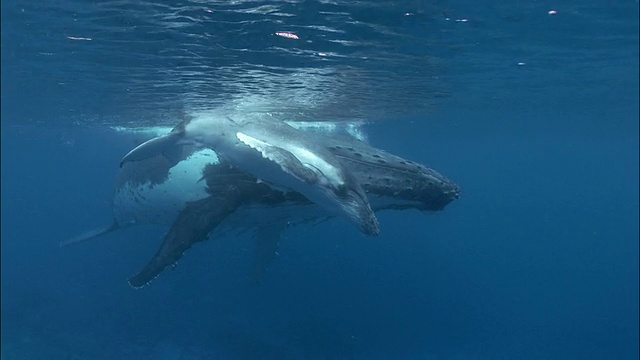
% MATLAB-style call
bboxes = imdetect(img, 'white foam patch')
[185,108,369,140]
[111,109,369,142]
[111,126,173,137]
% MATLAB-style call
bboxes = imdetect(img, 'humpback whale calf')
[65,125,459,288]
[120,117,380,236]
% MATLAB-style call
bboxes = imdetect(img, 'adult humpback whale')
[65,126,459,288]
[120,117,380,236]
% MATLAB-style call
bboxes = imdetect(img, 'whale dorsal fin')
[120,132,184,167]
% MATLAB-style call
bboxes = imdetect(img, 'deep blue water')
[1,1,638,359]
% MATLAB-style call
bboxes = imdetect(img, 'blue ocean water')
[1,0,638,359]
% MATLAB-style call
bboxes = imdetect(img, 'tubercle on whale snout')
[427,185,460,211]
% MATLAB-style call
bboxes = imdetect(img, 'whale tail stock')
[60,220,120,247]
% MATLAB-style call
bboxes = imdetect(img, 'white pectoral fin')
[120,132,183,167]
[236,132,318,184]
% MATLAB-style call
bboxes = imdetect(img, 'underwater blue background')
[2,0,638,359]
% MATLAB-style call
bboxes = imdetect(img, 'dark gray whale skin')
[127,136,459,288]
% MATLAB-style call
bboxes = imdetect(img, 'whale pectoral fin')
[127,193,241,288]
[120,131,184,167]
[236,131,318,184]
[60,220,120,247]
[248,221,286,284]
